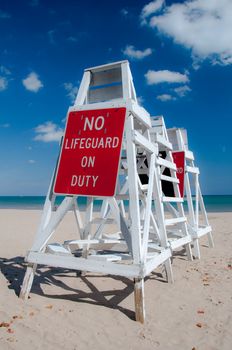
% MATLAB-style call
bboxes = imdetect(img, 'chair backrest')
[167,128,189,151]
[74,60,137,105]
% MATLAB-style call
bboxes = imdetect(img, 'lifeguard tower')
[167,127,214,259]
[20,61,176,323]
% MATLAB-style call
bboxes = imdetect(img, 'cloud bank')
[34,121,63,142]
[145,0,232,65]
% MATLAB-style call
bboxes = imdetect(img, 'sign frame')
[53,105,127,198]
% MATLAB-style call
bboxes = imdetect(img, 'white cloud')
[64,82,78,103]
[174,85,191,97]
[0,77,8,91]
[28,159,36,164]
[34,121,63,142]
[123,45,152,60]
[145,69,189,85]
[157,94,176,101]
[22,72,43,92]
[149,0,232,65]
[140,0,164,24]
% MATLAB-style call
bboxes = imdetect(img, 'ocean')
[0,195,231,212]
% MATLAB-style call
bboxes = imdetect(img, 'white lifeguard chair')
[167,127,214,259]
[20,60,174,323]
[145,116,193,258]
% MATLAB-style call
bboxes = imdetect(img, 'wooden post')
[134,278,145,323]
[19,264,37,299]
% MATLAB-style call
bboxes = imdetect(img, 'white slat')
[132,130,156,153]
[154,134,173,150]
[129,100,151,128]
[165,217,186,226]
[162,196,183,203]
[186,165,199,174]
[185,150,194,160]
[157,157,177,170]
[160,174,179,183]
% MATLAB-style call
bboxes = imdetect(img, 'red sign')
[54,107,126,197]
[172,151,185,198]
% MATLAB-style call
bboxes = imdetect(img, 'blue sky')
[0,0,231,195]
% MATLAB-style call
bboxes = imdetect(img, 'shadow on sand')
[0,252,187,320]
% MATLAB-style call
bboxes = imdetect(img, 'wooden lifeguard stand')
[167,127,214,259]
[20,60,173,323]
[148,117,193,259]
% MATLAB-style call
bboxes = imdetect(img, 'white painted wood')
[132,130,156,154]
[73,198,84,239]
[162,196,183,203]
[47,243,71,255]
[152,133,173,150]
[174,127,213,254]
[74,71,91,105]
[121,61,131,99]
[186,165,200,174]
[26,252,141,278]
[142,153,155,261]
[129,100,151,128]
[85,60,128,73]
[157,157,177,171]
[31,197,74,252]
[144,249,172,276]
[165,217,186,226]
[21,60,176,323]
[125,114,142,264]
[160,174,179,183]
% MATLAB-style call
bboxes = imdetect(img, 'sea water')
[0,195,231,212]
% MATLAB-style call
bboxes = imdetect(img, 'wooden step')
[185,150,194,160]
[186,165,199,174]
[162,196,183,203]
[157,157,177,170]
[160,174,179,183]
[46,243,71,256]
[153,134,173,150]
[165,217,186,226]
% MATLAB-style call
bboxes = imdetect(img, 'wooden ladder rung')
[165,217,186,226]
[162,196,183,203]
[186,165,199,174]
[160,174,179,183]
[185,150,194,160]
[154,134,173,150]
[157,157,177,170]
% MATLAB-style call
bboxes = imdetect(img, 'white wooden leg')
[164,258,174,283]
[19,264,37,300]
[134,278,145,323]
[185,243,193,261]
[207,231,214,248]
[192,239,201,260]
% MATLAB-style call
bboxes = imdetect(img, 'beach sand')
[0,209,231,350]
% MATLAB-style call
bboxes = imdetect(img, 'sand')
[0,209,232,350]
